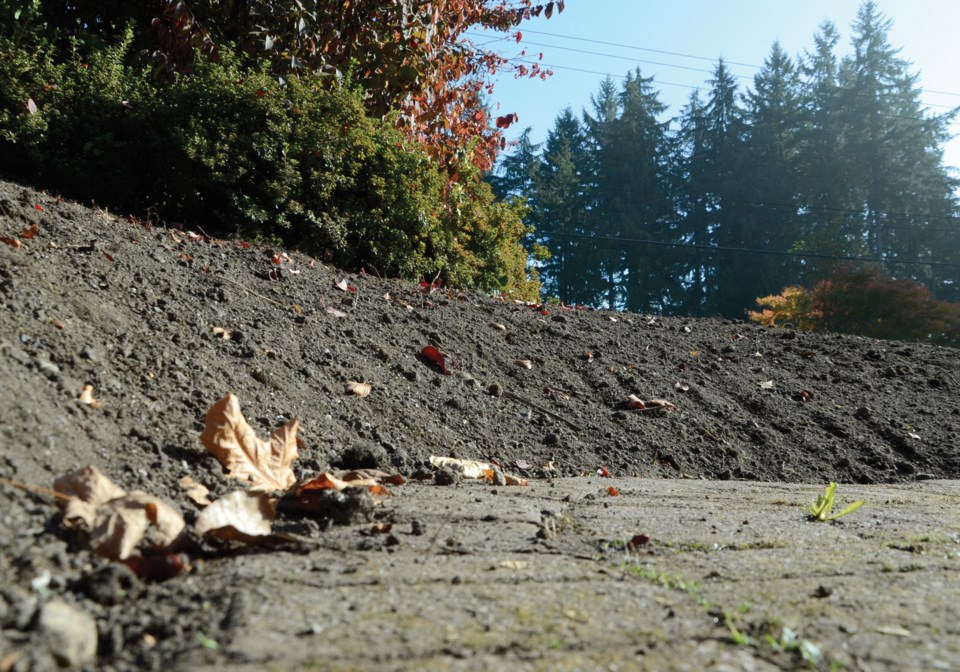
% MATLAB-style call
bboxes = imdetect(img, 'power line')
[514,28,960,101]
[538,230,960,268]
[517,28,763,69]
[513,58,960,124]
[503,37,958,112]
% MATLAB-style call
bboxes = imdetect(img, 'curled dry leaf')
[627,394,646,410]
[199,392,299,492]
[298,472,378,492]
[504,473,529,487]
[645,399,676,411]
[195,491,275,543]
[179,476,212,507]
[429,456,492,480]
[515,359,534,369]
[21,224,39,239]
[675,381,690,392]
[333,278,357,293]
[54,466,186,561]
[607,486,620,496]
[344,381,372,398]
[0,237,21,249]
[79,385,102,409]
[490,322,507,331]
[211,326,233,340]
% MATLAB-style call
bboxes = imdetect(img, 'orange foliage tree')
[749,266,960,345]
[146,0,564,172]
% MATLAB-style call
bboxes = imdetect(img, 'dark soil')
[1,177,959,671]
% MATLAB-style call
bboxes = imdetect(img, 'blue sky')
[479,1,960,171]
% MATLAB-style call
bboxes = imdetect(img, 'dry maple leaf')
[54,466,186,561]
[195,491,274,543]
[199,393,299,492]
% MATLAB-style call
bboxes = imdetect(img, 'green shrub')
[0,32,540,298]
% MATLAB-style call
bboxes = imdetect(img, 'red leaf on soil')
[33,204,43,212]
[516,31,523,42]
[607,486,619,496]
[598,467,612,478]
[21,224,39,239]
[628,534,650,548]
[421,345,449,374]
[1,237,21,249]
[122,553,190,582]
[102,252,115,262]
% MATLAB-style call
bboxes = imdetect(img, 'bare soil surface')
[1,177,958,671]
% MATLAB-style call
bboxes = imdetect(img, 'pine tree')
[488,127,540,206]
[535,108,593,303]
[741,42,805,295]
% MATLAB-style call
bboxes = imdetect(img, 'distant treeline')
[489,1,960,317]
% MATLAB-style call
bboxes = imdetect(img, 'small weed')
[807,483,864,521]
[765,626,822,667]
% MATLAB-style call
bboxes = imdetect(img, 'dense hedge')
[0,30,540,298]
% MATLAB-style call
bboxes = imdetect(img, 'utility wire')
[513,58,960,125]
[495,37,959,112]
[538,230,960,268]
[514,28,960,101]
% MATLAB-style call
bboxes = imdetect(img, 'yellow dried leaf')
[345,381,372,397]
[429,456,493,479]
[79,385,102,409]
[199,393,299,492]
[212,326,233,340]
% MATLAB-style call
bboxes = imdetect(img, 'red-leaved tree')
[148,0,564,171]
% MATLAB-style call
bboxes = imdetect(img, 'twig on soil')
[0,476,71,503]
[502,391,582,431]
[218,275,286,308]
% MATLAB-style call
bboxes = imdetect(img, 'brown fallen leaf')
[79,384,102,409]
[429,456,493,479]
[179,476,212,507]
[0,237,21,249]
[199,393,299,492]
[344,381,372,397]
[20,224,39,239]
[342,469,406,486]
[515,359,534,369]
[54,466,186,561]
[504,474,529,487]
[195,491,275,543]
[298,472,379,492]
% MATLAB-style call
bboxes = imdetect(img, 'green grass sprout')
[808,482,864,521]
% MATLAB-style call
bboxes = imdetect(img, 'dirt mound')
[1,177,958,670]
